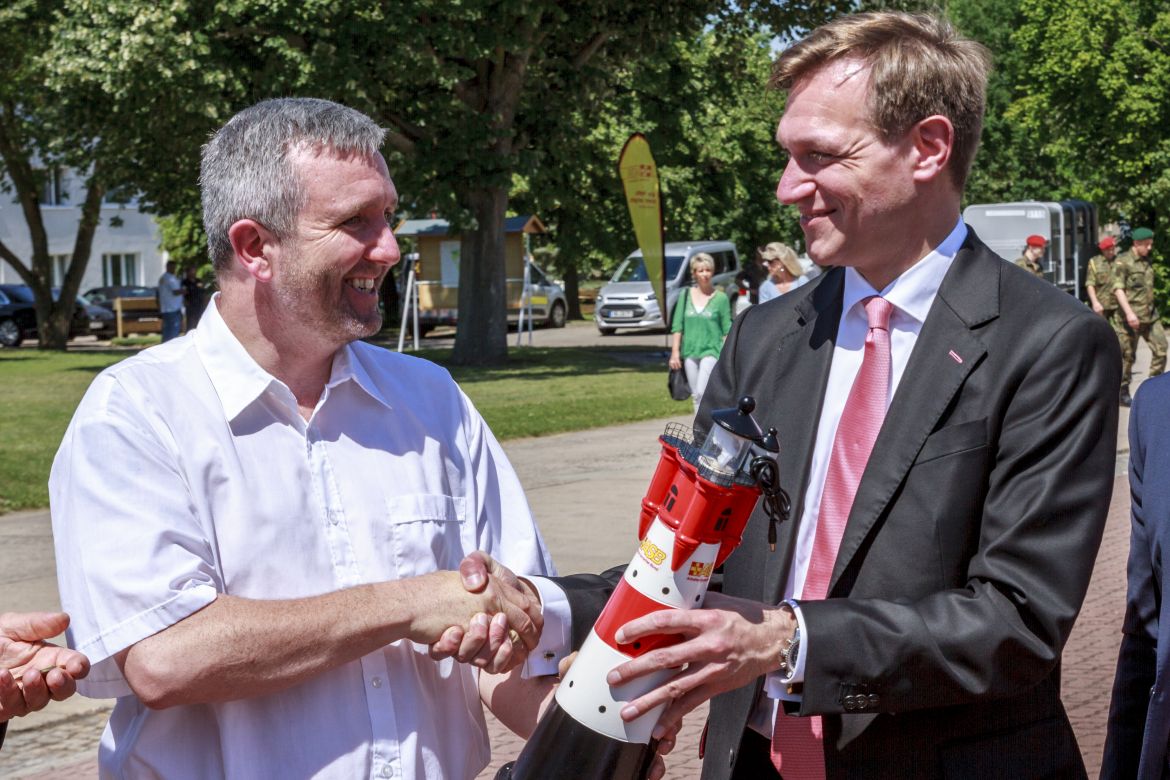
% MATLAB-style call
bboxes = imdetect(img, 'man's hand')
[603,592,793,740]
[426,552,543,673]
[405,564,542,656]
[0,612,90,722]
[1091,301,1104,316]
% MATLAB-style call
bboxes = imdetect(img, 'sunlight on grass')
[0,345,687,511]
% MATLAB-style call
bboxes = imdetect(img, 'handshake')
[413,551,546,675]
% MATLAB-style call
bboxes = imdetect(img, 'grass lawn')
[0,344,688,512]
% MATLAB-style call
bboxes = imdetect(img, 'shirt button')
[371,677,383,689]
[381,766,393,777]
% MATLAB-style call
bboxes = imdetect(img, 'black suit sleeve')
[554,565,625,649]
[1102,382,1157,778]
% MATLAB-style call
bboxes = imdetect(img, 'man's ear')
[227,219,278,283]
[910,115,954,184]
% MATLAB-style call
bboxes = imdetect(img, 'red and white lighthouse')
[497,397,787,780]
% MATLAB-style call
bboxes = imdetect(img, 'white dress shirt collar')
[840,218,968,324]
[196,294,393,423]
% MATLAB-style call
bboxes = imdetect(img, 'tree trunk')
[36,169,105,350]
[563,264,582,321]
[451,186,510,365]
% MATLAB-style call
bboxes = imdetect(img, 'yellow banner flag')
[618,134,666,327]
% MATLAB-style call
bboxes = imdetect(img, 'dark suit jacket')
[1104,373,1170,779]
[562,231,1119,779]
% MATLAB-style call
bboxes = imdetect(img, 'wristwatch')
[778,599,801,682]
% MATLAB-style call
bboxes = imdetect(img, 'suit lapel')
[828,237,1000,592]
[761,271,843,603]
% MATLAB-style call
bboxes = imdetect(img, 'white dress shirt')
[50,296,556,780]
[757,219,967,720]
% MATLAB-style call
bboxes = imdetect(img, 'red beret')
[1025,235,1047,248]
[1098,236,1116,250]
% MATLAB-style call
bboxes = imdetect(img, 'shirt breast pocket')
[385,493,469,578]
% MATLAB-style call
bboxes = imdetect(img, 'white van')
[594,240,740,335]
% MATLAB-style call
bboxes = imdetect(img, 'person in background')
[1013,234,1047,278]
[669,252,732,412]
[1113,226,1166,408]
[181,267,208,330]
[1086,235,1118,318]
[157,260,184,342]
[0,611,90,750]
[758,241,809,302]
[1103,371,1170,779]
[733,270,756,317]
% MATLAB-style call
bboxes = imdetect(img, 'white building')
[0,166,166,291]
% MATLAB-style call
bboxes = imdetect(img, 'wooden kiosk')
[393,215,547,330]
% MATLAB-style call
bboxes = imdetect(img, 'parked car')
[84,285,159,309]
[594,240,740,335]
[0,284,90,347]
[78,295,116,338]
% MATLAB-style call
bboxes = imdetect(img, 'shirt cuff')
[520,576,571,678]
[764,600,808,703]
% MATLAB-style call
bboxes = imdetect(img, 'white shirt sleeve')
[520,576,573,677]
[49,372,219,699]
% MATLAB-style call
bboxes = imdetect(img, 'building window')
[51,254,70,286]
[38,167,66,206]
[102,253,139,286]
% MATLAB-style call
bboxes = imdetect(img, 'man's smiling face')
[775,58,922,281]
[269,146,401,351]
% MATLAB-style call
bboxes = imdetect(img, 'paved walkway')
[0,342,1152,779]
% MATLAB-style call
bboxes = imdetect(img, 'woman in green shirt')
[669,253,732,411]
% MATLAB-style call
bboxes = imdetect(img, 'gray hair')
[200,97,387,271]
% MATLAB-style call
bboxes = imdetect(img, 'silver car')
[594,240,740,334]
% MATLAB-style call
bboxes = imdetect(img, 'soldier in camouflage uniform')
[1113,226,1166,406]
[1086,235,1118,318]
[1014,234,1047,278]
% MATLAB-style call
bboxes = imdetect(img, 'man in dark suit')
[0,611,90,750]
[446,11,1119,779]
[1104,372,1170,779]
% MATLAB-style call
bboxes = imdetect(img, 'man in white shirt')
[156,261,184,341]
[456,11,1119,780]
[51,98,555,779]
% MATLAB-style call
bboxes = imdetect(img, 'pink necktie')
[771,295,893,779]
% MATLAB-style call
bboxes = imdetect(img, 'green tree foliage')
[1011,0,1170,300]
[512,28,804,313]
[0,0,108,349]
[945,0,1064,207]
[51,0,724,364]
[157,212,209,274]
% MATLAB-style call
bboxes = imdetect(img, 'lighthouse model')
[497,396,788,780]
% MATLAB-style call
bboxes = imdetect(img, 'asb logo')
[639,538,667,567]
[688,561,714,579]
